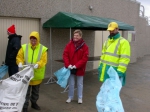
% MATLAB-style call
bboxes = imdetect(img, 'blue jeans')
[68,74,83,99]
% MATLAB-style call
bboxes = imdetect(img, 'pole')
[70,28,71,40]
[102,31,103,48]
[45,28,56,84]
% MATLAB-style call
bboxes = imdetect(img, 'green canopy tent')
[43,12,134,30]
[43,12,134,84]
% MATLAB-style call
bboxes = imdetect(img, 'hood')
[29,31,40,46]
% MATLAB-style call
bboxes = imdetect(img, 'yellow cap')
[107,22,118,31]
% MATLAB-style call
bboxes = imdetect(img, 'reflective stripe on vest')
[101,37,130,67]
[101,60,119,66]
[102,52,130,59]
[101,60,128,67]
[25,44,43,64]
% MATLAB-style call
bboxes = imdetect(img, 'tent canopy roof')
[43,12,134,31]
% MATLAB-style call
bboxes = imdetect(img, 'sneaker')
[78,98,82,104]
[66,98,72,103]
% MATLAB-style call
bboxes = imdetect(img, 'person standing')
[16,31,48,112]
[98,22,130,86]
[63,29,89,104]
[5,24,22,77]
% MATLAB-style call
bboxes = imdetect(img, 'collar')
[108,32,120,40]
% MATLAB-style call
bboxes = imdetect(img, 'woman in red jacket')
[63,29,89,104]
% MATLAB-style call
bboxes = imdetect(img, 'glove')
[68,65,73,69]
[34,64,38,69]
[18,62,23,68]
[72,65,76,69]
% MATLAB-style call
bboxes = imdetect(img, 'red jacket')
[63,40,89,76]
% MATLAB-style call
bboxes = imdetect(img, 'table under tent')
[42,11,134,86]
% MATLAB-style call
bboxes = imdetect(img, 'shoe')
[78,98,82,104]
[31,103,41,110]
[66,98,72,103]
[22,108,28,112]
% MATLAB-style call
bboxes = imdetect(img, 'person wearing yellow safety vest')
[98,22,130,86]
[16,31,48,112]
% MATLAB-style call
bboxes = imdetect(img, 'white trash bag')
[0,65,34,112]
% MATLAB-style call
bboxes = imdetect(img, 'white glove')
[18,62,23,68]
[68,65,73,69]
[34,64,38,69]
[72,65,76,69]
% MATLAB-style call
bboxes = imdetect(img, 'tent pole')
[45,28,56,84]
[102,31,103,49]
[70,28,71,40]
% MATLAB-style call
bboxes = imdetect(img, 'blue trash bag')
[54,67,70,88]
[0,65,8,79]
[96,66,124,112]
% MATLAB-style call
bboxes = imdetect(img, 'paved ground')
[28,54,150,112]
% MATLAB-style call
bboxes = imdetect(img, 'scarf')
[72,39,85,51]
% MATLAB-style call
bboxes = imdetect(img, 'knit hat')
[7,25,16,34]
[107,22,118,31]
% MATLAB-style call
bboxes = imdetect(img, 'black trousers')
[8,65,18,77]
[23,84,40,108]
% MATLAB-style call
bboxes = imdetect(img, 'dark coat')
[63,40,89,76]
[5,34,22,66]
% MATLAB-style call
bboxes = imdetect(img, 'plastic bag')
[0,65,34,112]
[0,65,8,79]
[54,67,70,88]
[96,66,124,112]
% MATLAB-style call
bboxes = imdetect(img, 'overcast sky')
[137,0,150,17]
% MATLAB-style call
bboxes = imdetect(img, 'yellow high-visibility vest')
[22,43,48,80]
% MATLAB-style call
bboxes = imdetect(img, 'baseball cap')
[107,22,118,31]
